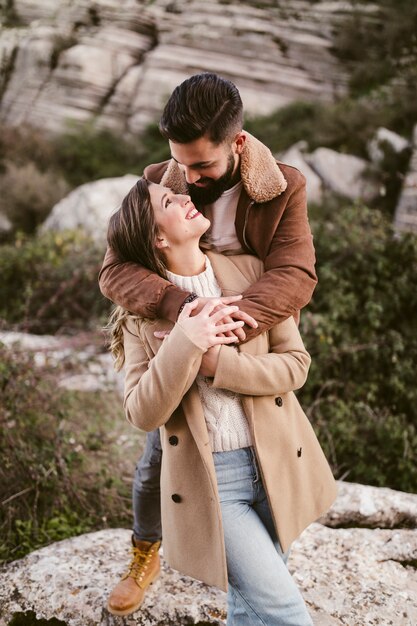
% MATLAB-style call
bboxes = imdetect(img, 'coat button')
[169,435,179,446]
[171,494,182,503]
[275,397,283,407]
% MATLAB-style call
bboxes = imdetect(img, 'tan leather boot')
[107,536,161,616]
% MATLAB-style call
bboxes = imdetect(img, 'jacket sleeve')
[99,246,192,322]
[239,169,317,341]
[123,319,204,431]
[211,316,311,396]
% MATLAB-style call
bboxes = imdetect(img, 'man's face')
[169,134,242,206]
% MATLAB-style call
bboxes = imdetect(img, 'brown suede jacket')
[99,133,317,342]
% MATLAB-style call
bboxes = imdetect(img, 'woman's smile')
[185,207,201,219]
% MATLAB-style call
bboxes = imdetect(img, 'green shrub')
[299,200,417,491]
[0,120,170,203]
[0,230,109,334]
[331,0,417,96]
[51,121,169,187]
[0,343,138,563]
[0,162,69,233]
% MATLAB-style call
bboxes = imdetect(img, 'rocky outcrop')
[394,124,417,235]
[0,330,124,394]
[0,0,359,134]
[0,482,416,625]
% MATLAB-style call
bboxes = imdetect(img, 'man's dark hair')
[159,73,243,145]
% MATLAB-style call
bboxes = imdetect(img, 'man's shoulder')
[276,160,306,188]
[143,160,171,183]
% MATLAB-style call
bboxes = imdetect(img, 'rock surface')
[306,146,379,202]
[0,330,124,394]
[279,141,323,205]
[1,493,417,626]
[320,480,417,529]
[368,127,411,165]
[41,174,139,242]
[394,124,417,235]
[0,0,359,134]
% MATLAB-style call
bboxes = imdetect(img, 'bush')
[0,230,110,334]
[0,162,69,233]
[299,200,417,492]
[331,0,417,96]
[0,343,136,563]
[51,121,169,187]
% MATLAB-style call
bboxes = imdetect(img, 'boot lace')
[122,544,157,584]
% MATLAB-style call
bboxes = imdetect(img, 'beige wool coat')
[122,252,337,592]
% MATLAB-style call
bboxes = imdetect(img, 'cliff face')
[0,0,360,134]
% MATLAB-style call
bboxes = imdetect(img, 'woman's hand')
[177,299,245,351]
[199,345,221,377]
[189,295,258,342]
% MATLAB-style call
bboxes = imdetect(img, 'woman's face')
[149,183,210,248]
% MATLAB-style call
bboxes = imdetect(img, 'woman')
[108,178,337,625]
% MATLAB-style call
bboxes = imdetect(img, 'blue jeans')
[132,429,162,543]
[213,447,313,626]
[133,433,313,625]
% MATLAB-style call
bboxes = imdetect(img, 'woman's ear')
[155,236,169,250]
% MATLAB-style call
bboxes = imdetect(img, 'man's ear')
[234,132,247,155]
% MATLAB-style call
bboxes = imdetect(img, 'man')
[99,72,317,616]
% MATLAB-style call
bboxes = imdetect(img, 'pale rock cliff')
[0,0,360,134]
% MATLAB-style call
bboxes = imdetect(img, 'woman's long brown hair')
[107,177,167,278]
[106,177,166,370]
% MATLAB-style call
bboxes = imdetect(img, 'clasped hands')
[153,295,257,377]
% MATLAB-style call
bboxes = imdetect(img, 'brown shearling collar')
[160,132,287,203]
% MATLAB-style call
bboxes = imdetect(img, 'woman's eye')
[165,198,172,207]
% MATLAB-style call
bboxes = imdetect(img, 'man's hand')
[189,295,258,342]
[199,345,221,377]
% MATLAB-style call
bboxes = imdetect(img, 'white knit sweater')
[166,256,252,452]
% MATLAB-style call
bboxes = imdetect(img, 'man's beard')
[188,152,238,206]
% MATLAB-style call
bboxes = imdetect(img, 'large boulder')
[0,211,13,237]
[0,483,416,625]
[306,147,380,202]
[368,127,410,164]
[41,174,139,244]
[320,480,417,528]
[279,141,323,205]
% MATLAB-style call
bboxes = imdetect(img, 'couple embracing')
[100,72,337,625]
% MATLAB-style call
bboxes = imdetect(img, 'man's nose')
[183,167,200,185]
